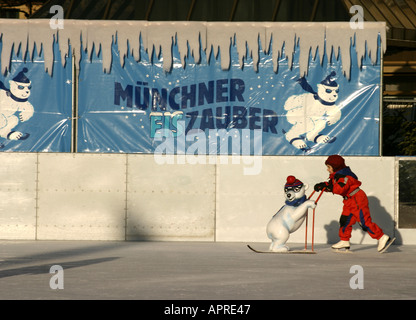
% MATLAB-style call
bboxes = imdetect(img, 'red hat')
[325,155,346,172]
[285,175,303,188]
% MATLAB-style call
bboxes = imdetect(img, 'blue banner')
[0,41,72,152]
[78,34,381,156]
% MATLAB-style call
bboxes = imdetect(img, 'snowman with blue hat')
[283,71,342,151]
[0,67,34,141]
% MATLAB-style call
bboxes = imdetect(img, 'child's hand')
[314,182,326,191]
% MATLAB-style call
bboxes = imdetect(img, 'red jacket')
[328,167,361,198]
[326,166,384,240]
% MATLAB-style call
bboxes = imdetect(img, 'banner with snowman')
[0,20,385,155]
[0,58,72,152]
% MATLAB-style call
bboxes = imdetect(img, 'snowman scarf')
[285,195,307,207]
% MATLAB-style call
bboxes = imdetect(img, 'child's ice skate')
[378,235,396,253]
[331,240,352,253]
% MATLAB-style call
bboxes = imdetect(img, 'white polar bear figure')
[0,68,34,141]
[266,175,316,252]
[283,71,342,151]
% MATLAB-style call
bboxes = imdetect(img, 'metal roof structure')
[29,0,350,21]
[27,0,416,47]
[344,0,416,47]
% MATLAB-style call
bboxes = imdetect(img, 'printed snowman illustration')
[266,176,316,252]
[0,68,34,141]
[283,71,342,151]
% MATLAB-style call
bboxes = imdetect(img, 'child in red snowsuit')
[314,155,393,252]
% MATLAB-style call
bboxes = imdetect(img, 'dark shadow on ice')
[369,196,402,245]
[323,220,366,244]
[0,257,118,279]
[324,220,340,244]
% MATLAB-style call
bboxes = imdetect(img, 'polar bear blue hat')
[320,71,337,87]
[12,67,31,84]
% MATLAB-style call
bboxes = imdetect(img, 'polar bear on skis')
[266,176,316,252]
[283,71,342,151]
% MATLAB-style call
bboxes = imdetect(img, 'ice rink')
[0,240,415,302]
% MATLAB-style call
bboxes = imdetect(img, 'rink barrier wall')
[0,153,413,244]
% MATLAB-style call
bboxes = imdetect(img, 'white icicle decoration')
[295,22,326,77]
[265,22,296,73]
[175,21,206,67]
[57,20,87,68]
[85,21,116,73]
[0,19,29,75]
[114,20,146,67]
[234,22,266,72]
[325,23,357,79]
[27,19,57,74]
[206,22,235,71]
[0,20,386,78]
[146,21,176,72]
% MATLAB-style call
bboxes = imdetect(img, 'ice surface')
[0,241,414,300]
[0,19,385,77]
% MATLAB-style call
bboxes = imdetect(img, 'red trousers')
[339,189,384,241]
